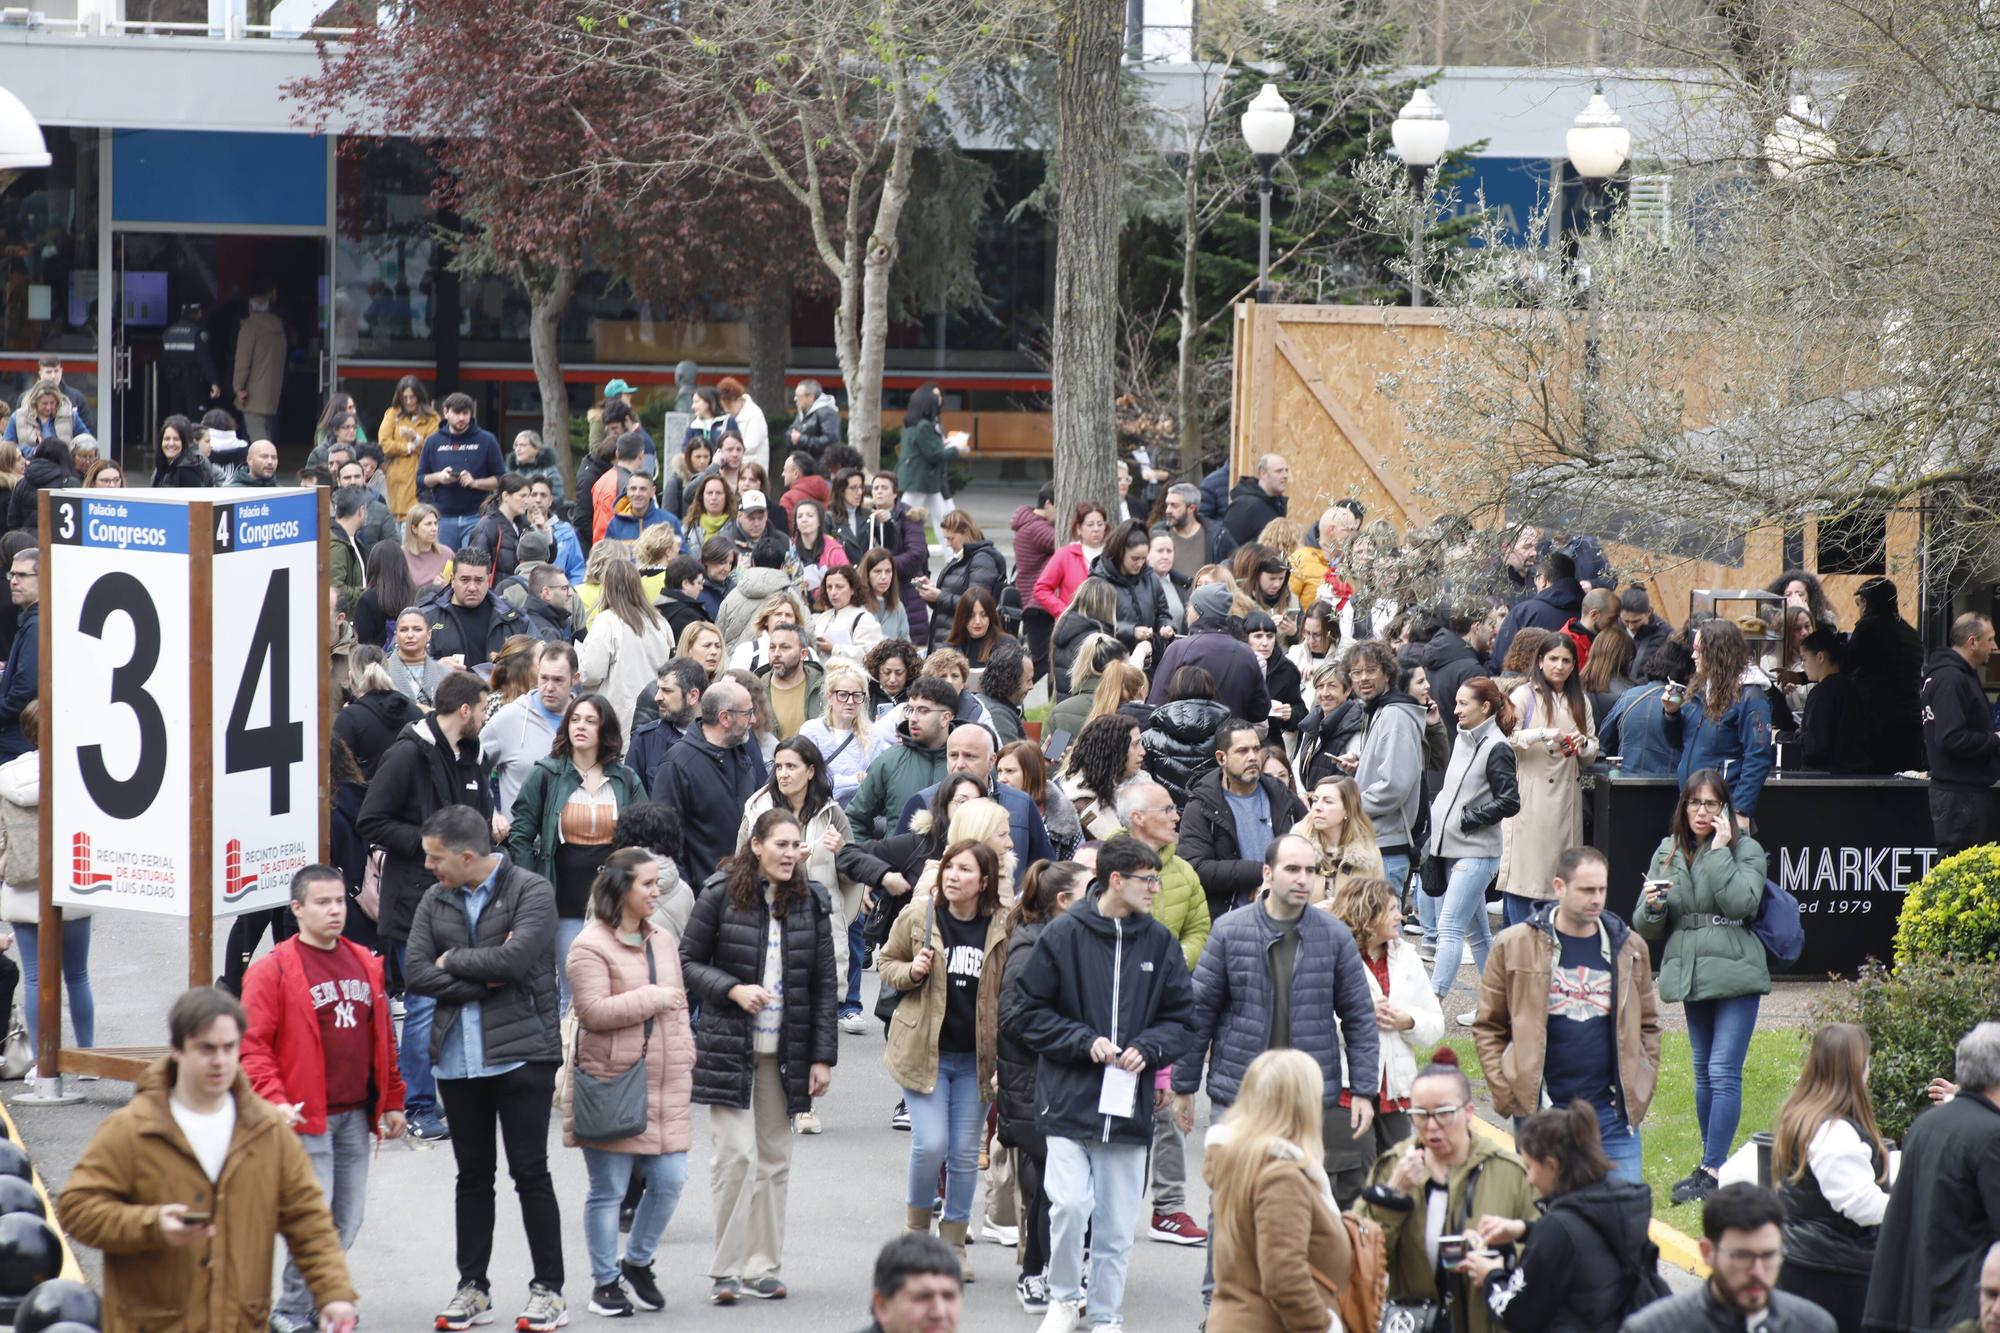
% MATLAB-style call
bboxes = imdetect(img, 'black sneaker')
[587,1283,631,1319]
[891,1099,911,1131]
[1670,1167,1719,1206]
[617,1204,635,1234]
[619,1262,664,1312]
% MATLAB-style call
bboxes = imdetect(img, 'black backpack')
[1546,1209,1671,1318]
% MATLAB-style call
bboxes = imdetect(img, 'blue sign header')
[49,495,189,554]
[214,492,316,555]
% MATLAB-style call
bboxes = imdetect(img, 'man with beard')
[1623,1185,1833,1332]
[626,659,708,789]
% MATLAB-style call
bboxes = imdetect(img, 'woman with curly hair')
[865,638,922,718]
[1060,713,1145,839]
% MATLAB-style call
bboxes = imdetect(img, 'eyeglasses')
[1408,1104,1466,1125]
[1117,873,1162,887]
[830,690,865,704]
[1138,806,1178,817]
[1686,798,1727,813]
[4,571,31,582]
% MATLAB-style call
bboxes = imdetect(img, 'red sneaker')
[1148,1209,1208,1245]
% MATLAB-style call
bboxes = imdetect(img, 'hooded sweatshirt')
[1921,647,2000,789]
[1354,687,1428,849]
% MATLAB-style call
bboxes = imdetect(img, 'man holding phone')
[60,987,360,1333]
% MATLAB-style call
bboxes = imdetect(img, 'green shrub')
[1893,845,2000,964]
[1811,956,2000,1140]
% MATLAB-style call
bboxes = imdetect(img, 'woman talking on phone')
[1634,768,1770,1207]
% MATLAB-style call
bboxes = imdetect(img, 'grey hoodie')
[714,565,808,652]
[1354,688,1427,850]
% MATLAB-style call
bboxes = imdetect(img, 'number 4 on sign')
[225,569,303,813]
[214,511,231,550]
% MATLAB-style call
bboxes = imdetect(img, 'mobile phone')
[181,1210,213,1226]
[1439,1236,1468,1267]
[1643,878,1672,900]
[1663,682,1688,704]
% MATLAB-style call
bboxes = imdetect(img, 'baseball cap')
[739,489,769,511]
[604,378,633,397]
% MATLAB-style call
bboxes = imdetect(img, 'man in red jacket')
[243,865,407,1333]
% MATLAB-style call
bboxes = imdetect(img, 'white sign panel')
[49,494,193,914]
[208,492,320,916]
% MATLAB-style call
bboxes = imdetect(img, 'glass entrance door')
[111,232,330,469]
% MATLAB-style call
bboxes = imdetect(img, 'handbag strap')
[822,730,858,767]
[568,933,659,1069]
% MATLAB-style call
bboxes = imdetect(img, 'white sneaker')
[980,1218,1019,1246]
[837,1009,869,1035]
[792,1110,823,1135]
[1035,1299,1084,1333]
[1456,1010,1478,1026]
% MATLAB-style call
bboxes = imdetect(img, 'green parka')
[1635,832,1772,1003]
[506,756,649,887]
[1357,1132,1540,1333]
[896,417,952,496]
[1151,840,1211,970]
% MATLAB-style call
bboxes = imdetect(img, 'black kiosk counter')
[1589,772,1969,977]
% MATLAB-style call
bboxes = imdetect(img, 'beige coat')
[877,893,1009,1096]
[1206,1141,1353,1333]
[1495,683,1597,900]
[232,308,286,416]
[57,1060,354,1333]
[562,917,696,1155]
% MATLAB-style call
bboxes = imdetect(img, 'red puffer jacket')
[241,936,405,1136]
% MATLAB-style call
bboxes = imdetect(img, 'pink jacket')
[563,917,697,1155]
[1033,542,1093,618]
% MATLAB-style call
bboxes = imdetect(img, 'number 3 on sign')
[225,570,304,814]
[75,572,167,820]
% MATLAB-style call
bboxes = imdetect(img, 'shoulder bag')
[874,893,935,1025]
[570,938,656,1142]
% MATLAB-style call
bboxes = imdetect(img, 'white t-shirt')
[752,915,785,1055]
[170,1095,237,1182]
[1422,1179,1450,1271]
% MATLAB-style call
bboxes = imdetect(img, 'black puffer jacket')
[1142,699,1230,808]
[8,455,79,532]
[681,871,840,1115]
[1089,554,1171,648]
[332,689,415,779]
[1480,1177,1658,1333]
[355,716,494,940]
[932,539,1008,621]
[1296,698,1365,789]
[1051,611,1117,701]
[405,861,561,1066]
[993,918,1047,1148]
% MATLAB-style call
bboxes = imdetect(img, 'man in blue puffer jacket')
[1007,836,1197,1333]
[1171,833,1381,1204]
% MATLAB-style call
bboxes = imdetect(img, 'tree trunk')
[1176,140,1203,475]
[1052,0,1126,525]
[745,272,792,412]
[528,260,578,490]
[852,81,922,476]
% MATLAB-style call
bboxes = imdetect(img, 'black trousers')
[1011,1126,1052,1279]
[1022,608,1054,691]
[436,1061,564,1292]
[218,907,294,995]
[1930,785,1990,858]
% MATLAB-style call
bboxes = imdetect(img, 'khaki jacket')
[376,406,441,518]
[57,1059,354,1333]
[1356,1133,1538,1333]
[1205,1140,1352,1333]
[1471,907,1662,1124]
[877,893,1009,1096]
[562,918,696,1155]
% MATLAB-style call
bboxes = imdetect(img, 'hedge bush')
[1893,845,2000,964]
[1812,956,2000,1140]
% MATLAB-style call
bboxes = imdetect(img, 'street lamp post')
[1566,83,1630,453]
[1240,84,1295,304]
[1390,88,1451,308]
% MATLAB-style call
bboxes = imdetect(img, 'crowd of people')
[2,372,1993,1333]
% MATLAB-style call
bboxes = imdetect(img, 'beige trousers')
[708,1055,793,1280]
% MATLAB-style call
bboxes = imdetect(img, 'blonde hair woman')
[1088,660,1148,723]
[676,621,724,680]
[1323,876,1444,1193]
[797,657,876,803]
[575,538,635,628]
[1204,1049,1354,1333]
[913,797,1018,903]
[1290,774,1384,903]
[402,502,454,588]
[579,560,674,738]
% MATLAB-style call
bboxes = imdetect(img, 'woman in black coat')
[1243,611,1307,738]
[991,860,1092,1312]
[1463,1101,1662,1333]
[1294,662,1365,788]
[1050,578,1119,702]
[923,510,1008,623]
[331,653,417,778]
[8,439,78,534]
[680,808,839,1302]
[1089,520,1173,652]
[1142,665,1232,807]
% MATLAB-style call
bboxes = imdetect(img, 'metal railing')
[0,1,358,40]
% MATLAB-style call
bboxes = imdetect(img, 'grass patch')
[1026,701,1053,725]
[1441,1029,1805,1236]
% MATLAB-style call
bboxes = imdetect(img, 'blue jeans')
[843,914,866,1012]
[1381,850,1411,897]
[554,917,586,1017]
[18,916,94,1050]
[277,1109,372,1319]
[1597,1101,1644,1185]
[1430,857,1498,995]
[398,938,437,1116]
[438,512,480,550]
[582,1148,688,1287]
[1686,993,1761,1170]
[904,1049,984,1223]
[1045,1137,1147,1326]
[1502,892,1542,928]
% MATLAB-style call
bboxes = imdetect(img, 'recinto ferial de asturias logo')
[223,838,261,901]
[70,832,113,892]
